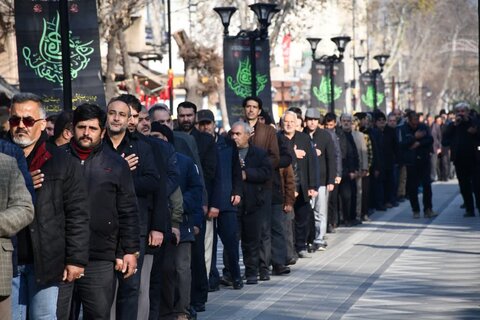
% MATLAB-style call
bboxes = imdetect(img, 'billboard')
[359,71,386,113]
[310,61,345,115]
[15,0,105,113]
[223,37,272,125]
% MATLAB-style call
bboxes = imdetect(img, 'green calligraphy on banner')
[22,11,94,85]
[226,58,268,98]
[312,75,342,105]
[361,85,384,109]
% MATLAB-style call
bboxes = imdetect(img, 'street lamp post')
[372,54,389,111]
[214,3,279,98]
[307,36,351,113]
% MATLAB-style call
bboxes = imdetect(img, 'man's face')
[305,118,319,132]
[375,118,386,130]
[73,118,105,149]
[107,101,130,135]
[435,117,443,125]
[244,100,261,121]
[341,117,353,132]
[409,115,420,129]
[387,116,397,128]
[127,106,139,133]
[325,120,336,130]
[137,111,151,135]
[177,106,195,132]
[151,109,173,129]
[198,120,215,137]
[230,124,249,149]
[282,114,297,135]
[46,120,55,137]
[10,101,46,148]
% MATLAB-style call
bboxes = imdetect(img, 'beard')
[179,121,193,132]
[12,135,35,148]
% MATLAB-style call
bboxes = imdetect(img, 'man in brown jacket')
[242,96,279,281]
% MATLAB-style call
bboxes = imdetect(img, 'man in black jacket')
[231,121,272,285]
[282,111,318,258]
[176,101,217,312]
[304,108,336,251]
[67,103,140,319]
[443,102,480,217]
[104,96,163,319]
[398,111,436,219]
[8,93,90,319]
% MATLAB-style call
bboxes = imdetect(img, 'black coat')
[26,138,90,285]
[188,127,217,191]
[272,132,293,204]
[307,128,336,186]
[336,129,360,177]
[66,142,140,262]
[285,131,318,202]
[240,145,273,213]
[105,132,160,237]
[397,123,433,166]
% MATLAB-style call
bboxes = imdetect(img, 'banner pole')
[59,0,72,111]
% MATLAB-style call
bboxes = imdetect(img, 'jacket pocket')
[1,240,13,296]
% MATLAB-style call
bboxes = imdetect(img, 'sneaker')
[362,215,371,222]
[297,250,312,258]
[413,211,420,219]
[424,209,438,218]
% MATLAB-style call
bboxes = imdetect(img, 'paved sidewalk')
[202,181,480,320]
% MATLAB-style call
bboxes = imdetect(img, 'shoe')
[308,243,319,253]
[192,304,205,312]
[297,250,312,258]
[317,244,327,251]
[272,265,291,275]
[376,206,387,211]
[208,284,219,292]
[385,203,393,209]
[259,271,270,281]
[188,307,197,320]
[246,277,258,285]
[286,257,297,265]
[392,202,399,207]
[233,279,244,289]
[424,209,438,218]
[220,276,233,287]
[177,314,190,320]
[352,219,362,225]
[327,224,336,233]
[362,215,371,222]
[413,211,420,219]
[398,197,406,203]
[464,211,475,217]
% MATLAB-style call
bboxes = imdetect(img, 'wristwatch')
[133,251,140,258]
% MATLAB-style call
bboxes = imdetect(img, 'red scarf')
[72,140,93,161]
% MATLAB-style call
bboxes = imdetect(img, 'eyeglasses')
[8,115,44,127]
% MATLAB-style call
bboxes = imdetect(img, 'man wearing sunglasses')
[8,92,90,319]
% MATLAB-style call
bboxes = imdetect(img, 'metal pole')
[167,0,173,109]
[250,36,257,97]
[330,60,335,113]
[373,71,377,111]
[59,0,72,111]
[391,76,396,111]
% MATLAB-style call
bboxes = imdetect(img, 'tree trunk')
[217,78,230,130]
[105,33,118,102]
[118,30,135,94]
[435,26,459,112]
[184,67,204,108]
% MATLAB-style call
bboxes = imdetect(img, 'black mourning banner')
[360,72,386,113]
[223,37,272,126]
[310,61,345,115]
[15,0,105,113]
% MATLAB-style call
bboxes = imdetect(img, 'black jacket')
[272,132,293,204]
[188,127,217,193]
[240,144,273,214]
[65,142,140,262]
[398,122,433,166]
[336,129,360,178]
[284,131,318,202]
[24,137,90,285]
[307,128,336,187]
[104,132,160,236]
[443,117,480,165]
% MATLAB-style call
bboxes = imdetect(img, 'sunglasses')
[8,115,44,127]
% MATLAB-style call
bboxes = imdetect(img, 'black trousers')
[361,176,370,216]
[455,161,480,213]
[258,190,273,274]
[327,184,339,227]
[190,219,208,308]
[406,161,432,212]
[270,203,287,266]
[294,196,312,252]
[148,245,167,320]
[339,177,356,222]
[238,208,262,280]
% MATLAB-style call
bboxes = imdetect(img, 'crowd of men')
[0,92,479,320]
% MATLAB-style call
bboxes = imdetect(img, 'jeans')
[11,264,59,320]
[311,186,328,245]
[115,238,146,320]
[73,260,115,320]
